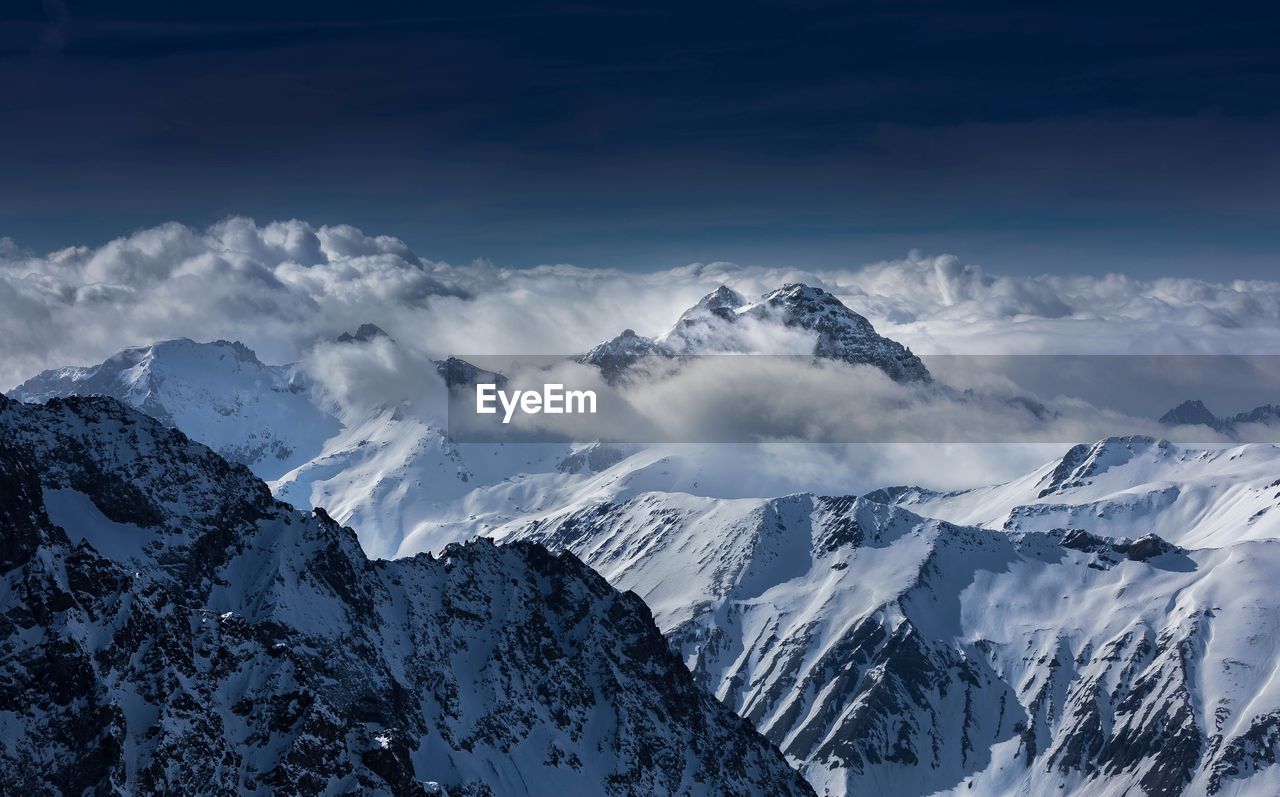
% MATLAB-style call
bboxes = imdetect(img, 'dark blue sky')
[2,1,1278,275]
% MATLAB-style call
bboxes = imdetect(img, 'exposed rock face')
[556,443,627,474]
[1231,404,1280,426]
[737,284,931,383]
[0,394,814,797]
[877,434,1280,549]
[4,338,490,560]
[659,286,750,352]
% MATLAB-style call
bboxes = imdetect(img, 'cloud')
[825,253,1280,356]
[8,218,1280,497]
[300,336,448,423]
[4,217,1280,397]
[458,354,1267,445]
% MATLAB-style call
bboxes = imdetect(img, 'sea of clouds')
[5,217,1280,493]
[5,216,1280,392]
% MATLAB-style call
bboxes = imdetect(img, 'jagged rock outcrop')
[1159,399,1222,428]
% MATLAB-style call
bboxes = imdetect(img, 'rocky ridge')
[0,393,814,797]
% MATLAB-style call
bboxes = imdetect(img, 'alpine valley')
[9,284,1280,796]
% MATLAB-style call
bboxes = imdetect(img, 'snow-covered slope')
[13,313,1280,796]
[495,484,1280,796]
[4,336,539,558]
[9,338,339,481]
[871,435,1280,548]
[0,393,814,797]
[5,283,930,559]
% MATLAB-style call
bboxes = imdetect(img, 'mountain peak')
[576,329,671,380]
[1230,403,1280,425]
[1157,399,1280,436]
[662,286,749,341]
[1159,398,1219,427]
[692,284,748,317]
[7,338,338,481]
[1037,435,1171,497]
[752,282,873,330]
[745,282,931,382]
[336,323,391,344]
[762,281,830,302]
[590,282,930,382]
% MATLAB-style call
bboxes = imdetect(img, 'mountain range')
[9,284,1280,795]
[1159,399,1280,434]
[493,437,1280,795]
[9,283,927,560]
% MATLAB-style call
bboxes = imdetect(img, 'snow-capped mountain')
[577,329,673,382]
[871,435,1280,548]
[732,284,931,383]
[579,283,931,383]
[4,336,504,558]
[0,392,814,796]
[9,338,339,481]
[6,284,928,559]
[337,323,393,344]
[18,294,1280,795]
[492,456,1280,796]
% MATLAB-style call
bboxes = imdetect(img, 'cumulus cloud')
[4,217,1280,398]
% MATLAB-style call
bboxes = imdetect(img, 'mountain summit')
[739,283,931,382]
[8,339,339,480]
[336,323,393,344]
[581,283,930,383]
[1158,399,1221,427]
